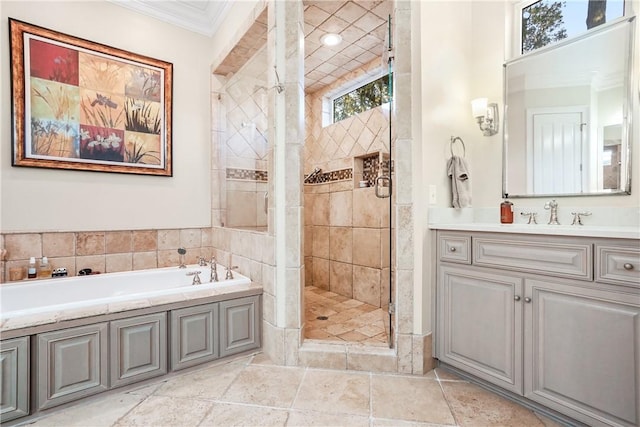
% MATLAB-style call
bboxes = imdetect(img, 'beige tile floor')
[304,286,388,346]
[27,352,563,427]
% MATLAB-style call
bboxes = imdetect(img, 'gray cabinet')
[0,337,29,422]
[525,279,640,427]
[220,296,261,357]
[170,303,219,371]
[437,265,523,394]
[436,231,640,427]
[110,313,167,388]
[37,323,108,410]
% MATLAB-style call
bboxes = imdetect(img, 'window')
[332,73,391,123]
[519,0,625,54]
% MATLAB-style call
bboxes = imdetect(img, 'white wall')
[0,1,212,232]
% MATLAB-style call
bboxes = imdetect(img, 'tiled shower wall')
[216,46,269,229]
[303,58,391,307]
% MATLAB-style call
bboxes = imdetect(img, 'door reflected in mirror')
[503,17,634,197]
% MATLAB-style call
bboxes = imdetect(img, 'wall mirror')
[503,17,635,197]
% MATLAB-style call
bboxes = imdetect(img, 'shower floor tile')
[304,285,388,346]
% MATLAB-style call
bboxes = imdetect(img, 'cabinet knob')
[524,297,532,303]
[514,295,521,301]
[623,263,634,271]
[449,247,456,252]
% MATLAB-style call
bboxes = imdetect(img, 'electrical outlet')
[429,185,437,205]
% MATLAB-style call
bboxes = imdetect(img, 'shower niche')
[354,152,390,190]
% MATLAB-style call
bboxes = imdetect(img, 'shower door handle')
[375,176,392,198]
[264,192,268,214]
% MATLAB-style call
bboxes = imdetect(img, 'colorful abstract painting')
[10,19,173,176]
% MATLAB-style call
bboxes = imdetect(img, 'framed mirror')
[503,17,635,197]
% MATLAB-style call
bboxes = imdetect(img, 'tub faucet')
[544,200,560,225]
[225,266,237,280]
[187,270,202,285]
[210,256,218,282]
[197,256,207,267]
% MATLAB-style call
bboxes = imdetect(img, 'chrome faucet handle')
[520,212,538,224]
[186,270,202,285]
[197,256,207,266]
[225,266,238,280]
[571,211,592,226]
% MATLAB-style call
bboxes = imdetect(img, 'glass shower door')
[376,14,394,349]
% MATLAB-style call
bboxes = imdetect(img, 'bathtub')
[0,264,255,330]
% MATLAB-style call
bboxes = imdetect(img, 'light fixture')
[320,33,342,47]
[471,98,499,137]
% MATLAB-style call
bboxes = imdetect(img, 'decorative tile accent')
[226,168,269,181]
[304,168,353,184]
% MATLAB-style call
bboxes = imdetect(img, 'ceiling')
[113,0,391,94]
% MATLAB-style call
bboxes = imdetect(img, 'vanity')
[431,224,639,427]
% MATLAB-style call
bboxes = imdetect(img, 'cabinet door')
[220,296,261,357]
[37,323,108,410]
[170,303,219,371]
[437,265,523,394]
[0,337,29,422]
[110,313,167,388]
[525,279,640,427]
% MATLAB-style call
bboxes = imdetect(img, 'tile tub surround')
[25,352,563,427]
[1,228,214,283]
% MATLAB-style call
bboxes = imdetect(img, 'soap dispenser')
[38,256,52,279]
[500,194,514,224]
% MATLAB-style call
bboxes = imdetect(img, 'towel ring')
[450,136,466,157]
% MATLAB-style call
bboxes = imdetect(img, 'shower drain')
[316,316,329,320]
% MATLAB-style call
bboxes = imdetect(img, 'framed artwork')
[9,18,173,176]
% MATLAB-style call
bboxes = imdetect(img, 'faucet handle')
[197,256,207,266]
[571,211,592,226]
[186,270,202,285]
[520,212,538,224]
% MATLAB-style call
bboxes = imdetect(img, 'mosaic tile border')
[226,168,268,181]
[304,168,353,184]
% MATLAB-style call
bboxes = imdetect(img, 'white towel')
[447,155,471,208]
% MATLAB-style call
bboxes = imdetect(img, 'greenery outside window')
[519,0,625,54]
[332,73,391,123]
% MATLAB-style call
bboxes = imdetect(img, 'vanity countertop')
[428,223,640,239]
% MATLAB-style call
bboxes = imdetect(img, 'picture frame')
[9,18,173,176]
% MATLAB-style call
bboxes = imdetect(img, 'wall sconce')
[471,98,499,136]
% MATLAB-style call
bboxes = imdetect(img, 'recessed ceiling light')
[321,33,342,47]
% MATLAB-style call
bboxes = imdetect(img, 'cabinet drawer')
[439,234,471,264]
[473,238,592,280]
[596,245,640,288]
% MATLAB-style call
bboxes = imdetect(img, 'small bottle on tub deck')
[28,257,37,279]
[38,256,52,278]
[500,194,514,224]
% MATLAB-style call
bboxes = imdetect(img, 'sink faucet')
[544,200,560,225]
[210,256,218,282]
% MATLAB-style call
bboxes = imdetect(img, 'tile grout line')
[434,371,462,427]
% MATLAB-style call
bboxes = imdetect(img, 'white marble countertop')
[1,281,263,333]
[428,223,640,239]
